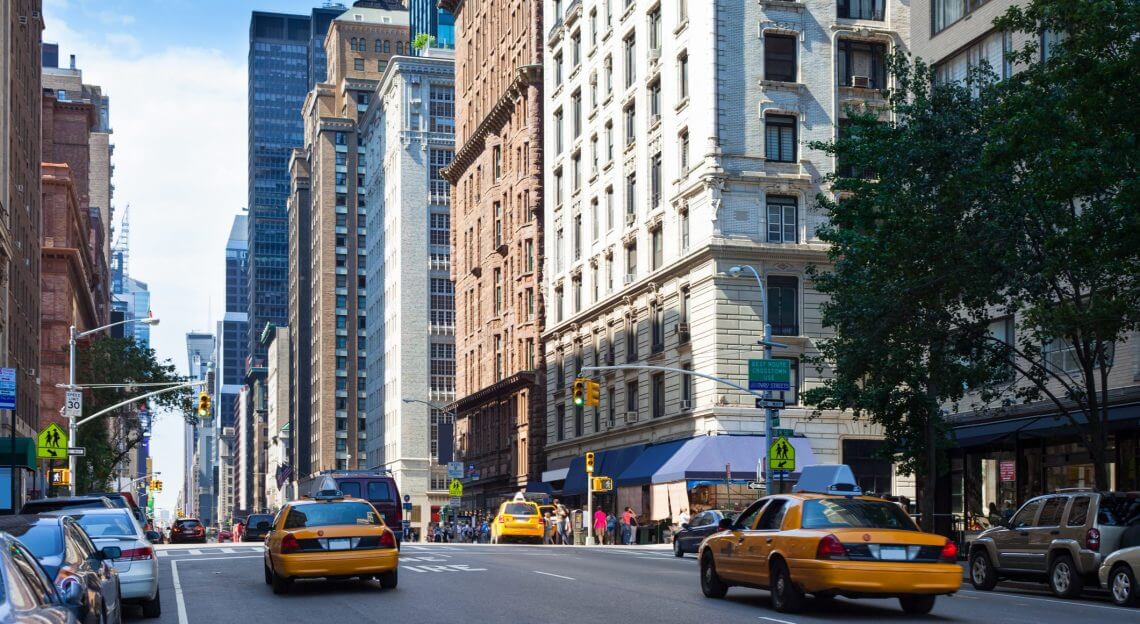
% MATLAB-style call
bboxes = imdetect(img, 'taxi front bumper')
[272,548,398,579]
[788,559,962,596]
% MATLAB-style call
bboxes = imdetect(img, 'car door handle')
[766,538,773,544]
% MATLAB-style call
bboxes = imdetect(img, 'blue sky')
[42,0,338,517]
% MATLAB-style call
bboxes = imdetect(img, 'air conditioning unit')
[676,322,691,342]
[852,75,871,88]
[623,274,636,285]
[625,212,636,226]
[649,47,661,61]
[624,411,639,424]
[679,399,693,410]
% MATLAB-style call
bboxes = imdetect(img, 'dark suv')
[969,490,1140,598]
[171,518,206,544]
[243,514,275,542]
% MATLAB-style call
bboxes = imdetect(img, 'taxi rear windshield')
[801,499,917,531]
[503,503,536,516]
[284,502,381,529]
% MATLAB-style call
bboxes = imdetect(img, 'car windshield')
[176,520,201,529]
[4,525,63,559]
[503,503,536,516]
[284,502,381,529]
[801,499,918,530]
[248,515,273,528]
[71,512,138,538]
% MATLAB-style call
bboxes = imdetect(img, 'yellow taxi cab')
[490,498,545,544]
[698,465,961,615]
[264,479,399,594]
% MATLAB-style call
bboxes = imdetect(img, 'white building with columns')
[540,0,914,513]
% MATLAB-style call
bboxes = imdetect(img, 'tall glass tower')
[409,0,454,50]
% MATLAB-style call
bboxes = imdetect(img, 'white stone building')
[362,51,457,538]
[265,326,291,511]
[540,0,913,513]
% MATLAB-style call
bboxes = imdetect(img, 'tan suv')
[968,491,1140,598]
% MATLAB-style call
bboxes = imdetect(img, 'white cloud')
[43,7,246,515]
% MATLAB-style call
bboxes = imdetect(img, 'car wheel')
[378,569,398,590]
[1109,563,1136,607]
[969,550,998,591]
[899,594,936,615]
[141,587,161,618]
[1048,554,1084,598]
[699,552,728,599]
[674,539,684,557]
[270,565,291,595]
[770,560,806,614]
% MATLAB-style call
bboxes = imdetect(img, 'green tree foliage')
[74,337,194,493]
[412,33,436,51]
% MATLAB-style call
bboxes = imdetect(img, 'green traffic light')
[573,396,584,406]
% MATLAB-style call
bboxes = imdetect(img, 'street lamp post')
[67,316,159,495]
[727,265,783,495]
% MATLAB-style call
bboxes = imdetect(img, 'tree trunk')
[923,407,939,533]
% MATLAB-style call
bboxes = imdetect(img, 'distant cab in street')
[263,478,399,594]
[490,500,544,545]
[698,465,961,615]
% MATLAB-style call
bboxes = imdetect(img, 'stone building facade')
[439,0,546,511]
[540,0,912,513]
[2,0,43,437]
[290,4,409,477]
[361,52,456,537]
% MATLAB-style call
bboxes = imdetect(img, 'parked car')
[47,508,161,618]
[673,510,738,557]
[85,492,147,528]
[243,514,275,542]
[19,496,114,515]
[0,532,79,623]
[968,490,1140,598]
[1099,545,1139,607]
[170,518,207,544]
[0,516,122,624]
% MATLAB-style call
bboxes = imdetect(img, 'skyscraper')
[246,6,343,368]
[290,2,409,480]
[184,332,216,519]
[409,0,454,50]
[216,213,248,525]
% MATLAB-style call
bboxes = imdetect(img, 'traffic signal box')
[585,451,595,474]
[572,378,601,407]
[591,476,613,492]
[196,392,211,416]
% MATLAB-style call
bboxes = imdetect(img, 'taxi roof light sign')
[791,464,863,497]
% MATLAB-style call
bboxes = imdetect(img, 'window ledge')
[760,79,805,93]
[674,97,690,113]
[673,19,689,36]
[760,0,806,12]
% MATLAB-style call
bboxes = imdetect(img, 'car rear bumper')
[272,549,398,579]
[119,561,159,601]
[789,560,963,596]
[500,525,543,538]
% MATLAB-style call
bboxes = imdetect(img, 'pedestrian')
[543,512,554,544]
[593,507,606,543]
[621,506,636,545]
[606,512,618,545]
[553,499,568,544]
[678,508,690,527]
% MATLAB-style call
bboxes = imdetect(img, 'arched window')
[383,40,391,53]
[375,39,382,52]
[351,37,358,50]
[396,41,403,55]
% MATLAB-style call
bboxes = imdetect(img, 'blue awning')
[525,481,554,495]
[562,443,646,496]
[652,435,817,484]
[616,438,690,486]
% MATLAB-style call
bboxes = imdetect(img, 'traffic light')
[585,451,595,474]
[584,379,600,407]
[50,468,71,486]
[591,476,613,492]
[196,392,211,416]
[572,379,586,406]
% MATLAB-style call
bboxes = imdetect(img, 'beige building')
[265,326,291,510]
[440,0,547,512]
[290,3,410,476]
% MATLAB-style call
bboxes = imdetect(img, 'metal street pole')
[729,265,776,495]
[586,469,593,545]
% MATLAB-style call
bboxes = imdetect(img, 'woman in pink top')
[593,508,607,544]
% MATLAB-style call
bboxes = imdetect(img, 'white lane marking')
[959,589,1135,613]
[187,549,203,556]
[758,617,798,624]
[533,570,575,581]
[172,555,263,563]
[221,548,236,553]
[171,560,189,624]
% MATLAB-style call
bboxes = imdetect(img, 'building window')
[623,33,636,88]
[604,122,614,161]
[649,152,662,210]
[555,404,566,442]
[554,52,563,86]
[679,129,690,174]
[625,241,637,281]
[493,268,502,314]
[650,226,663,271]
[573,213,582,260]
[430,213,450,246]
[492,145,502,179]
[651,373,665,418]
[679,207,690,253]
[572,90,582,137]
[590,135,599,172]
[571,152,582,192]
[429,86,454,133]
[354,57,364,71]
[843,439,892,493]
[554,109,564,154]
[590,198,599,242]
[623,101,636,145]
[525,239,535,272]
[624,173,636,220]
[765,114,797,162]
[571,30,581,67]
[554,287,564,323]
[572,276,582,312]
[651,304,664,353]
[626,317,638,361]
[626,379,639,413]
[932,0,990,35]
[430,343,455,393]
[493,202,503,247]
[838,39,887,89]
[604,55,613,94]
[839,0,885,20]
[766,196,798,244]
[555,227,565,272]
[607,386,616,427]
[605,186,615,230]
[429,149,453,204]
[677,51,689,102]
[526,288,535,319]
[429,279,454,328]
[681,362,693,406]
[765,33,797,82]
[1043,338,1107,374]
[648,79,661,123]
[767,276,799,336]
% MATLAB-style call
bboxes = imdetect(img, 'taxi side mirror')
[145,530,161,543]
[717,518,734,531]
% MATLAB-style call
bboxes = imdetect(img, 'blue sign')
[0,368,16,410]
[403,502,413,511]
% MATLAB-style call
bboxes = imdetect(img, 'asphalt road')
[130,543,1140,624]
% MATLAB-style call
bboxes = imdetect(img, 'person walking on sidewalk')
[606,512,618,545]
[621,507,637,545]
[593,508,607,544]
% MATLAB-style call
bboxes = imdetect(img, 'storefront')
[947,402,1140,530]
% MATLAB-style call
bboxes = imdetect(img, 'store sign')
[999,460,1016,482]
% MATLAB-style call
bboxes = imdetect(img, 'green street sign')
[748,359,790,391]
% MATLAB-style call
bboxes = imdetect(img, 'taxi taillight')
[379,530,397,549]
[940,539,958,562]
[498,516,507,523]
[815,534,847,560]
[281,533,300,554]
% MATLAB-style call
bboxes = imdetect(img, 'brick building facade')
[440,0,546,511]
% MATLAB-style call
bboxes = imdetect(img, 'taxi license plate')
[879,546,907,561]
[328,538,351,551]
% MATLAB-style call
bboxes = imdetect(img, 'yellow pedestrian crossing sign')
[448,479,463,497]
[768,436,796,472]
[38,423,69,459]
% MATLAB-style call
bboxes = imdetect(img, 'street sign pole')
[586,464,594,546]
[763,330,775,495]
